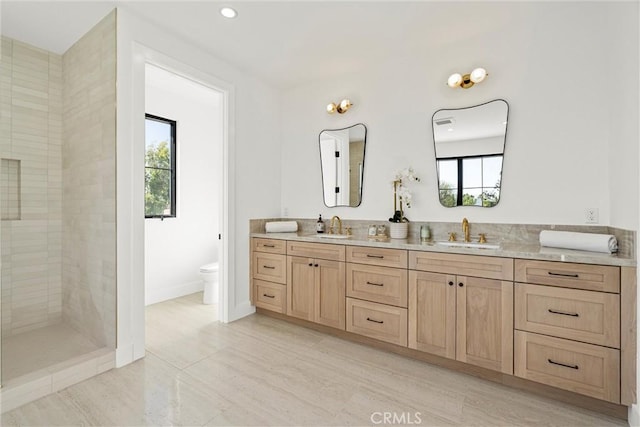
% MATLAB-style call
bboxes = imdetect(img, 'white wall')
[116,7,281,365]
[602,4,640,424]
[607,3,640,232]
[280,3,640,420]
[144,64,222,306]
[280,2,636,228]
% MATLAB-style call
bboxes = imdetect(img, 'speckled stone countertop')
[250,231,636,267]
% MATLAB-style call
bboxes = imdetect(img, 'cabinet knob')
[314,264,319,267]
[308,263,313,266]
[448,281,454,286]
[458,282,464,287]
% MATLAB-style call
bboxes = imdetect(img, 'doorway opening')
[143,63,225,351]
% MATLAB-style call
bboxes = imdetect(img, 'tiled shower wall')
[0,37,63,336]
[61,11,116,348]
[0,10,116,350]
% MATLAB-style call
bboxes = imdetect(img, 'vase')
[389,222,408,239]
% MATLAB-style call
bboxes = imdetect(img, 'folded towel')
[265,221,298,233]
[539,230,618,254]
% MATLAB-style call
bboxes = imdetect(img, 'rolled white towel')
[539,230,618,254]
[265,221,298,233]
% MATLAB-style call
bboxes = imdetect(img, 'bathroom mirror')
[319,123,367,207]
[432,99,508,207]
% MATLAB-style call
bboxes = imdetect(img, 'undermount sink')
[436,241,500,250]
[314,233,351,239]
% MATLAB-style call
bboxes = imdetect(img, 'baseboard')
[630,404,640,426]
[145,280,203,306]
[115,343,134,368]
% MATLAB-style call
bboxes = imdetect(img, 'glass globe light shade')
[337,99,352,114]
[326,103,337,114]
[220,7,237,18]
[470,67,487,83]
[447,73,463,88]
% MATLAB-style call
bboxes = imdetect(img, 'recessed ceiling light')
[220,7,237,18]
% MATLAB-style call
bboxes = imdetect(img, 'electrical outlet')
[585,208,599,224]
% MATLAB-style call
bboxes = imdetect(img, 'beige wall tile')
[61,10,116,348]
[1,36,63,335]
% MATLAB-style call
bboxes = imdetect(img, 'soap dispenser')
[316,214,325,234]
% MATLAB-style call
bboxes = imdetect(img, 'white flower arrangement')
[390,167,420,223]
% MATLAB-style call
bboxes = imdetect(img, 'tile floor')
[1,292,628,426]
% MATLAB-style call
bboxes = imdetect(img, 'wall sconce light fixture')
[327,99,353,114]
[447,67,488,89]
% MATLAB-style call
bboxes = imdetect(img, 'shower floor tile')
[2,323,100,381]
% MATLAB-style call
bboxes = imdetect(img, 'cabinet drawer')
[252,252,286,284]
[347,264,408,307]
[347,246,407,269]
[287,241,345,261]
[515,283,620,347]
[253,238,286,254]
[346,298,407,346]
[515,259,619,293]
[409,251,513,281]
[254,280,286,313]
[514,331,620,403]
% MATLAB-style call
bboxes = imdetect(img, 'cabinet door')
[315,259,346,329]
[456,276,513,374]
[408,271,456,359]
[287,256,315,321]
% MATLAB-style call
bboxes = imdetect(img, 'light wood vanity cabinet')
[514,283,620,347]
[287,241,346,330]
[408,253,514,374]
[251,238,287,313]
[251,236,636,411]
[345,246,409,346]
[346,246,408,269]
[514,259,626,404]
[346,298,408,346]
[346,263,408,307]
[408,271,456,359]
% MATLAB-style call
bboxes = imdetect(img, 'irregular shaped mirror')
[432,99,508,207]
[319,123,367,207]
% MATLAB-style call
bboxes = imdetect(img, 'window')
[437,155,502,207]
[145,114,176,218]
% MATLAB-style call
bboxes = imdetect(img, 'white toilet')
[199,262,219,304]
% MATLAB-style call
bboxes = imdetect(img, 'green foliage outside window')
[145,141,172,216]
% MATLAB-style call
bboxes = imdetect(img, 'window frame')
[144,113,177,219]
[437,154,503,207]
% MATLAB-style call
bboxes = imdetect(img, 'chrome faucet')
[330,216,342,235]
[462,218,470,242]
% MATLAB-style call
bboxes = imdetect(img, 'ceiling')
[1,1,522,89]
